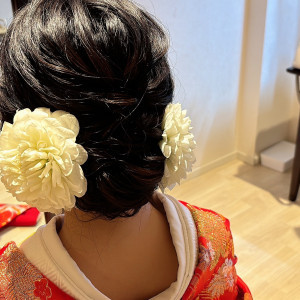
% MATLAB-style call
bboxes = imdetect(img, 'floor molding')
[186,151,237,181]
[185,151,260,183]
[236,151,260,165]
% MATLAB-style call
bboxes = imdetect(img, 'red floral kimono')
[0,202,252,300]
[180,202,252,300]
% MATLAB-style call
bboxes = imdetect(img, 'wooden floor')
[1,159,300,299]
[168,160,300,300]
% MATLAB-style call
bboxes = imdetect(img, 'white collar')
[21,193,198,300]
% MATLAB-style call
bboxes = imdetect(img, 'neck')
[58,201,153,257]
[57,194,179,299]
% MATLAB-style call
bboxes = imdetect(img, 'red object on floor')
[9,207,40,226]
[0,204,40,228]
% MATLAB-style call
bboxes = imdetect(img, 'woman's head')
[0,0,173,219]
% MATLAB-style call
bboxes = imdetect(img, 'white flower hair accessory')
[159,103,196,190]
[0,108,88,214]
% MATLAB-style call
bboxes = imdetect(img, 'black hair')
[0,0,173,219]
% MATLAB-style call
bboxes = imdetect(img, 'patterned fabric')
[0,242,73,299]
[0,202,252,300]
[9,207,40,227]
[0,204,30,229]
[180,201,252,300]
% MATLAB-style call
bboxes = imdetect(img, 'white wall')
[136,0,245,174]
[138,0,300,171]
[236,0,300,164]
[236,0,268,164]
[256,0,300,152]
[2,0,298,174]
[0,0,13,25]
[1,0,247,175]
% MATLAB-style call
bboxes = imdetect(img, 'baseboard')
[186,151,237,181]
[181,151,259,183]
[236,151,260,165]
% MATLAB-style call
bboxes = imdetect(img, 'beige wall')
[1,0,299,175]
[137,0,246,176]
[255,0,300,154]
[236,0,267,165]
[138,0,300,173]
[237,0,300,164]
[0,0,13,25]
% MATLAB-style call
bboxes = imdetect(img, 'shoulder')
[0,242,42,298]
[179,200,235,273]
[0,242,73,299]
[0,241,14,256]
[179,201,253,300]
[0,241,25,262]
[179,200,231,233]
[180,200,235,268]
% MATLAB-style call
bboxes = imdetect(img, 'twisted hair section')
[0,0,173,218]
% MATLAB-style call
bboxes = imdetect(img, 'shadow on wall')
[294,226,300,239]
[255,120,296,155]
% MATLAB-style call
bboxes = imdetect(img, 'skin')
[58,194,179,300]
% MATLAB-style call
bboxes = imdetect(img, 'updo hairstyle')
[0,0,174,219]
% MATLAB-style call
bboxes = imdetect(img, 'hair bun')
[0,0,173,219]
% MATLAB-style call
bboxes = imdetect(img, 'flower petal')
[0,108,88,213]
[159,103,196,190]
